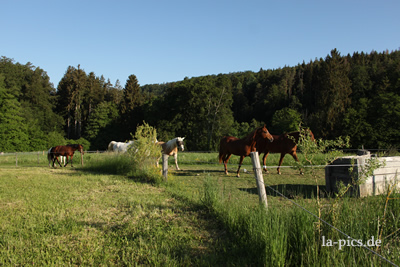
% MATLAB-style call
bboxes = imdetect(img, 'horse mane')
[243,126,266,143]
[158,137,184,155]
[164,138,178,152]
[242,128,258,142]
[67,144,83,152]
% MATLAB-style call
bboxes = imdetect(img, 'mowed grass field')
[0,151,399,266]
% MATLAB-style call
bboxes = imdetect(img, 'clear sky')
[2,0,399,87]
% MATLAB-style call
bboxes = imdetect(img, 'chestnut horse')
[219,125,274,177]
[48,144,84,167]
[157,137,185,170]
[255,129,315,174]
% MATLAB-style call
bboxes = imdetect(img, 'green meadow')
[0,152,399,266]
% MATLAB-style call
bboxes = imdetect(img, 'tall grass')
[201,174,400,266]
[198,131,399,266]
[82,123,164,184]
[82,153,134,175]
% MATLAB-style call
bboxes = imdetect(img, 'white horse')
[157,137,185,170]
[107,140,134,153]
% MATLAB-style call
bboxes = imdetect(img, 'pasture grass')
[0,166,229,265]
[1,151,399,266]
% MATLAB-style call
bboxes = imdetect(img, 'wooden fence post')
[250,152,268,208]
[162,154,169,181]
[15,152,18,167]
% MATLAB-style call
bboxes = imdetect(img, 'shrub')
[81,122,163,184]
[127,122,163,184]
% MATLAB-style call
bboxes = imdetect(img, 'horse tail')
[47,147,54,167]
[157,142,166,154]
[218,137,227,163]
[108,141,116,152]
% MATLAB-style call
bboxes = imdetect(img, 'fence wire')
[1,150,400,170]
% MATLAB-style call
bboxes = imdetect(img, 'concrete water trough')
[325,150,400,197]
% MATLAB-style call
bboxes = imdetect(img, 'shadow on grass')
[170,169,223,177]
[239,184,330,199]
[70,187,250,266]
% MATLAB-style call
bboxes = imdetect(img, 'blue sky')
[2,0,399,87]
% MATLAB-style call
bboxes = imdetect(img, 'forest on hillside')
[1,48,399,152]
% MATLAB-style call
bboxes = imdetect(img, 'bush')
[81,122,163,184]
[127,122,163,184]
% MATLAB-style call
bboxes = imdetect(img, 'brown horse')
[256,129,315,174]
[48,144,84,167]
[219,125,274,177]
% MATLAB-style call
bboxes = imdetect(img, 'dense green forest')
[1,49,399,152]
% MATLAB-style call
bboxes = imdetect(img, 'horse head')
[175,137,185,151]
[257,125,274,142]
[77,144,84,154]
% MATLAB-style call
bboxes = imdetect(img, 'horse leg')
[69,155,74,167]
[291,151,303,174]
[64,155,71,167]
[174,153,180,170]
[223,154,231,175]
[236,156,244,178]
[54,156,62,167]
[277,153,286,175]
[262,152,270,173]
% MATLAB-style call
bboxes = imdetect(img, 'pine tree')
[120,74,142,115]
[317,49,352,137]
[57,65,87,139]
[119,74,144,137]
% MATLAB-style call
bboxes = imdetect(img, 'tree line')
[1,48,399,152]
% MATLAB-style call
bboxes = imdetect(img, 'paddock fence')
[0,148,399,169]
[2,149,400,196]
